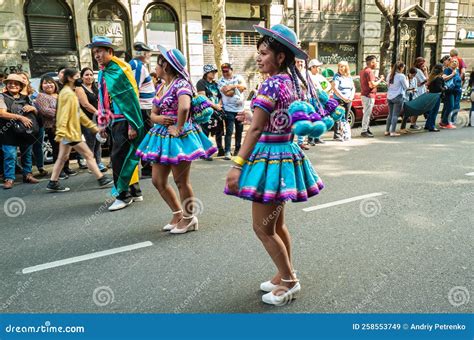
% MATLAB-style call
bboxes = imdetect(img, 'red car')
[343,76,390,128]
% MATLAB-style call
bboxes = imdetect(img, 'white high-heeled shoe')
[169,215,199,234]
[262,278,300,306]
[260,280,278,292]
[260,271,297,292]
[162,210,183,231]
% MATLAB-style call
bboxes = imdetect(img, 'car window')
[353,78,361,93]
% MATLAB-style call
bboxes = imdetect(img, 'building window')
[203,31,259,45]
[24,0,76,50]
[421,0,438,16]
[144,4,179,50]
[301,0,319,10]
[320,0,360,12]
[89,0,130,60]
[459,0,474,17]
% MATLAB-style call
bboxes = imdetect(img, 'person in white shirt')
[410,57,428,130]
[308,59,331,93]
[307,59,329,145]
[217,63,247,160]
[129,42,156,177]
[385,61,408,137]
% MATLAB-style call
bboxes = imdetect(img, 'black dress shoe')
[428,128,440,132]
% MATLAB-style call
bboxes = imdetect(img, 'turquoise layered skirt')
[136,120,217,165]
[225,132,324,203]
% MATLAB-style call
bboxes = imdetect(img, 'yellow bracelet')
[232,156,245,166]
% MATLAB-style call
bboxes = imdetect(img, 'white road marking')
[303,192,386,212]
[465,172,474,176]
[22,241,153,274]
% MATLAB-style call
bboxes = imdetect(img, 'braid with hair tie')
[294,66,309,96]
[303,66,325,112]
[289,63,303,100]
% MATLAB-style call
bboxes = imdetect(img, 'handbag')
[2,94,39,144]
[12,109,40,144]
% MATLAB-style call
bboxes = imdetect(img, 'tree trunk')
[374,0,394,73]
[211,0,229,75]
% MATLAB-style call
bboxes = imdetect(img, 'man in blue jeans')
[217,63,246,160]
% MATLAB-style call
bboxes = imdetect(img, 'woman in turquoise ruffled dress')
[137,46,216,234]
[225,24,324,306]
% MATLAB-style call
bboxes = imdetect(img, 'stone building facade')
[0,0,472,88]
[0,0,271,90]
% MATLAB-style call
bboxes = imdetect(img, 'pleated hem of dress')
[137,146,217,165]
[224,181,324,204]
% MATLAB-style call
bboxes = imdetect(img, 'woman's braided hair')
[256,35,309,100]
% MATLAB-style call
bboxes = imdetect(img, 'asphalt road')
[0,117,473,314]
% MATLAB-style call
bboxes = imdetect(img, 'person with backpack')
[0,74,39,189]
[136,46,217,234]
[196,64,224,160]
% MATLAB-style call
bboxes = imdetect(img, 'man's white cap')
[308,59,323,68]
